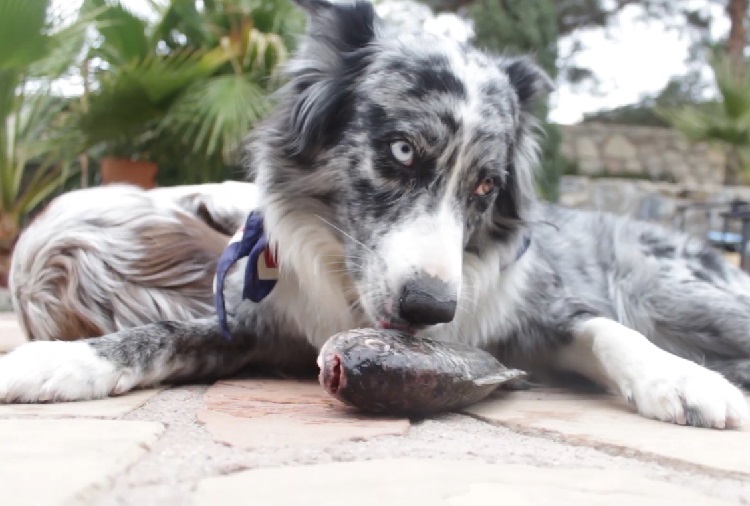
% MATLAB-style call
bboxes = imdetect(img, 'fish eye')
[364,338,391,353]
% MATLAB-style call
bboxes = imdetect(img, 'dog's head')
[252,0,552,331]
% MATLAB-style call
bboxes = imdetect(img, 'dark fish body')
[317,328,527,415]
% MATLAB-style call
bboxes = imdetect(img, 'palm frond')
[27,19,90,80]
[160,73,269,163]
[658,52,750,149]
[77,46,229,149]
[0,0,88,217]
[151,0,213,49]
[0,0,51,70]
[13,161,74,217]
[1,91,76,209]
[707,52,750,117]
[83,0,151,64]
[242,27,289,77]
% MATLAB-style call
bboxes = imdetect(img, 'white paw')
[0,341,127,403]
[623,357,749,429]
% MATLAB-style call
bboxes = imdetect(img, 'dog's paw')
[0,341,125,403]
[623,357,749,429]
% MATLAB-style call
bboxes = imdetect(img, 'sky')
[53,0,731,126]
[548,3,729,124]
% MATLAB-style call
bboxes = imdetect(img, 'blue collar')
[214,211,279,339]
[502,234,531,271]
[517,234,531,260]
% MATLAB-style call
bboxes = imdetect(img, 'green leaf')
[0,0,52,69]
[83,0,151,64]
[658,51,750,151]
[14,162,74,217]
[0,0,85,222]
[0,91,72,210]
[161,73,269,162]
[151,0,213,49]
[0,68,19,129]
[77,47,229,150]
[711,55,750,121]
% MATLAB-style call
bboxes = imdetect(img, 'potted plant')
[99,155,159,189]
[73,0,303,187]
[0,0,88,286]
[68,0,222,187]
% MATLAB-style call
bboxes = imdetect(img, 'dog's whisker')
[315,214,374,254]
[456,306,471,318]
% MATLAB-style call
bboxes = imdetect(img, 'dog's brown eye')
[475,177,495,197]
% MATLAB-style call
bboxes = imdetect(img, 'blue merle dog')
[1,0,748,429]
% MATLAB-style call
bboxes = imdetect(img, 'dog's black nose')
[397,275,457,325]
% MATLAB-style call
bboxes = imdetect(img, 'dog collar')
[213,211,279,339]
[517,234,531,259]
[502,234,531,271]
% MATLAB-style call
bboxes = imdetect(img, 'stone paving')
[1,312,750,505]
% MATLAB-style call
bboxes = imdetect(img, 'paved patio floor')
[1,312,749,506]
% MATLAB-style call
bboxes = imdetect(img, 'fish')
[317,328,527,415]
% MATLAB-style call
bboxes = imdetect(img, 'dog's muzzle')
[397,274,457,326]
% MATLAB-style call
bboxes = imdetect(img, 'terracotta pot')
[0,256,9,288]
[100,157,158,189]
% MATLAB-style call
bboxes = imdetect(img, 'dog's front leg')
[554,316,749,429]
[0,316,279,403]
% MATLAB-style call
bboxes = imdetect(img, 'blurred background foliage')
[74,0,305,185]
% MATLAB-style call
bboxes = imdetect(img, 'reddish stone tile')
[197,379,410,449]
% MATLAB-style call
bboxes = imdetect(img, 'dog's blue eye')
[390,140,414,166]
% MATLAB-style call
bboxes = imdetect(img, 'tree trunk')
[0,214,19,288]
[724,0,748,186]
[79,154,89,188]
[727,0,748,65]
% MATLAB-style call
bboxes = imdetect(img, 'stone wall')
[559,122,726,185]
[559,175,750,239]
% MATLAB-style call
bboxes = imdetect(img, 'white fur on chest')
[424,249,531,349]
[220,244,362,350]
[263,207,365,348]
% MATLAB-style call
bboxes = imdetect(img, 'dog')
[1,0,749,430]
[9,181,257,341]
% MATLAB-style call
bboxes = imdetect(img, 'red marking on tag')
[257,245,280,281]
[264,246,278,269]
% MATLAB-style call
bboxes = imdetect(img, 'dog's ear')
[489,56,553,240]
[293,0,378,50]
[499,56,554,111]
[283,0,380,159]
